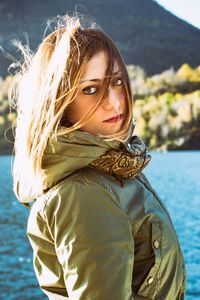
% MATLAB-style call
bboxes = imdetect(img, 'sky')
[155,0,200,29]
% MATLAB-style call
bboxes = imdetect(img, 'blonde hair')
[10,14,134,201]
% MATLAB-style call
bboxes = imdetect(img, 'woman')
[11,15,186,299]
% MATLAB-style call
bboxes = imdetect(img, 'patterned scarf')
[89,134,152,181]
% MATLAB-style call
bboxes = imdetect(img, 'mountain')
[0,0,200,77]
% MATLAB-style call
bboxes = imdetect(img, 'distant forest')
[1,63,200,154]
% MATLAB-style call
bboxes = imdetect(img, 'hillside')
[0,0,200,77]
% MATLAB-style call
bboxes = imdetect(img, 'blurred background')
[0,0,200,299]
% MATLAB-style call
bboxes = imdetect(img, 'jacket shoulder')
[41,167,121,209]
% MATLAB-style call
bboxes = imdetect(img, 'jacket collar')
[18,120,151,203]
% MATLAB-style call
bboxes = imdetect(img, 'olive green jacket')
[26,127,186,300]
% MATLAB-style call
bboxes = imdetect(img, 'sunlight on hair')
[9,14,134,202]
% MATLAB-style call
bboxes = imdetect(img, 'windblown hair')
[9,14,134,201]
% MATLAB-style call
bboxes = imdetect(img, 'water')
[0,152,200,300]
[144,151,200,300]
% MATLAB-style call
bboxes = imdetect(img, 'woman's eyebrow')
[79,69,122,84]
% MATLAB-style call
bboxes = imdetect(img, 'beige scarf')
[89,133,152,181]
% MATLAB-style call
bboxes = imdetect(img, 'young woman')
[11,15,186,299]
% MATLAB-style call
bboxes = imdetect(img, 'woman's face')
[66,51,126,136]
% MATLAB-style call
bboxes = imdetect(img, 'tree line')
[0,63,200,154]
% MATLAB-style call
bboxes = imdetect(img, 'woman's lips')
[103,114,124,123]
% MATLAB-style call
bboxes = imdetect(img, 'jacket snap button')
[153,240,159,249]
[147,276,154,284]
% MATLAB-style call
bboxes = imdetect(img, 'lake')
[0,152,200,299]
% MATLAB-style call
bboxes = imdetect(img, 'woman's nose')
[102,88,121,111]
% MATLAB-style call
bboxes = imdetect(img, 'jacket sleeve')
[44,179,135,300]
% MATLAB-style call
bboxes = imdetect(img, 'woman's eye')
[82,86,97,95]
[113,78,123,86]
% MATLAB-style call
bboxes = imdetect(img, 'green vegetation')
[128,64,200,150]
[0,76,16,154]
[0,63,200,154]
